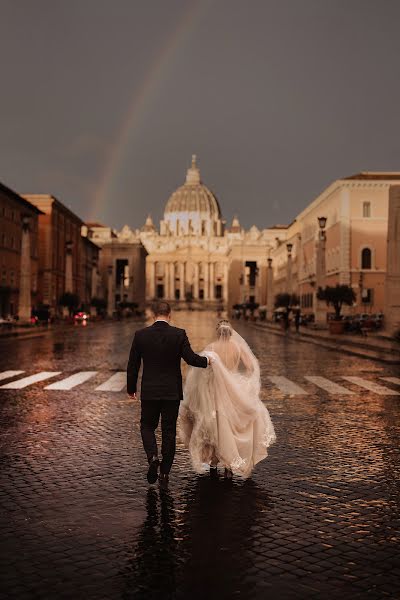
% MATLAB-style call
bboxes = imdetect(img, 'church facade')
[88,156,287,312]
[88,157,396,321]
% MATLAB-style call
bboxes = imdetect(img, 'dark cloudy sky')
[1,0,400,230]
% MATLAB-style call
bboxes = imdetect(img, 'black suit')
[127,321,208,474]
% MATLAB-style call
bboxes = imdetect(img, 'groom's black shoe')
[147,457,160,484]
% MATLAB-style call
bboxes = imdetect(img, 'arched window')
[361,247,372,269]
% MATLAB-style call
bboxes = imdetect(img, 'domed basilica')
[89,156,287,312]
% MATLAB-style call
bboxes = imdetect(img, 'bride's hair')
[216,319,233,339]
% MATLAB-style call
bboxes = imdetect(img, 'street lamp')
[318,216,327,241]
[267,257,272,268]
[286,242,293,255]
[22,214,30,231]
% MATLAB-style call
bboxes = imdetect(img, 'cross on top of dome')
[185,154,201,185]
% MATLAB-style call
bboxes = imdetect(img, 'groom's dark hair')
[152,301,171,317]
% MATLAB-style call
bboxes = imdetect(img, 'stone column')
[91,259,98,299]
[107,264,114,317]
[204,262,209,300]
[163,263,169,299]
[223,263,229,304]
[209,262,215,300]
[314,230,327,325]
[384,185,400,336]
[286,244,293,295]
[339,188,351,285]
[148,261,156,299]
[266,258,274,319]
[194,263,200,299]
[179,262,185,300]
[169,263,175,300]
[65,241,73,293]
[18,216,32,322]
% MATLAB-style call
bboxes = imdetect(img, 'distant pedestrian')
[294,310,300,333]
[283,308,290,333]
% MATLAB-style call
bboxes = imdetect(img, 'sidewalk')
[249,320,400,364]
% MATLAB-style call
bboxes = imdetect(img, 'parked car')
[73,311,89,324]
[31,307,52,324]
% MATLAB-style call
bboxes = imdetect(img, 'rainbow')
[89,0,209,223]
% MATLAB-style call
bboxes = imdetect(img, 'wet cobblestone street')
[1,311,399,599]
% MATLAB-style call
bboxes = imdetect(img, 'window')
[361,248,372,269]
[215,285,222,299]
[363,202,371,218]
[156,284,164,299]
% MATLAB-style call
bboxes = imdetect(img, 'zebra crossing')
[0,370,399,395]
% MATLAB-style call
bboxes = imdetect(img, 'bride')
[179,320,276,479]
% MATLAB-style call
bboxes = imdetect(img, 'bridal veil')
[179,321,276,478]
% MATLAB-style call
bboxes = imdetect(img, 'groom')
[127,301,209,487]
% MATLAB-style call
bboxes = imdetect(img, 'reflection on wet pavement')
[0,311,399,599]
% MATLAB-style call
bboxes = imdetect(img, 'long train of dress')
[179,336,276,478]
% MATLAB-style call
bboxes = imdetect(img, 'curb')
[248,322,400,365]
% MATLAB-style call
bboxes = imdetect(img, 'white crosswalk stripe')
[342,376,400,396]
[268,376,308,395]
[304,376,355,395]
[45,371,98,390]
[95,372,126,392]
[0,371,62,389]
[380,377,400,386]
[0,370,399,396]
[0,370,25,382]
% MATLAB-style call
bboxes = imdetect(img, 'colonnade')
[148,260,229,302]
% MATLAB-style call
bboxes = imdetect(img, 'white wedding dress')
[179,325,276,478]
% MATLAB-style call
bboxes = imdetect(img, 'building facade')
[23,194,99,313]
[88,156,286,312]
[0,182,42,318]
[87,161,397,322]
[269,173,400,318]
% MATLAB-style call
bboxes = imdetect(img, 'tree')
[90,297,107,310]
[316,285,356,320]
[59,292,80,316]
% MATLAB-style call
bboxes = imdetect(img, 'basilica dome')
[163,156,222,236]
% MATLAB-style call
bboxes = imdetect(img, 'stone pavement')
[0,313,400,599]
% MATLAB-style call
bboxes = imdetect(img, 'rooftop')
[0,182,44,215]
[343,172,400,181]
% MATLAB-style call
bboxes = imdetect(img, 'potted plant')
[316,285,356,334]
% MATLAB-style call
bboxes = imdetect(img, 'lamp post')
[107,264,114,318]
[315,216,327,325]
[266,257,274,319]
[286,243,293,295]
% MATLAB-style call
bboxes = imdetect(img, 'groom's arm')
[181,331,208,368]
[127,332,142,394]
